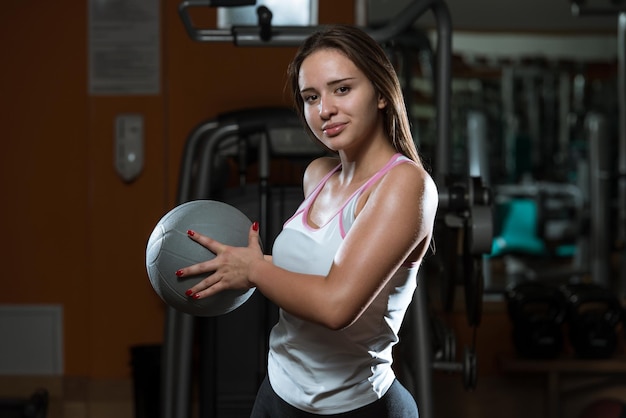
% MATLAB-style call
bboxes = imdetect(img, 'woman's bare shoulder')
[375,160,439,213]
[386,160,436,191]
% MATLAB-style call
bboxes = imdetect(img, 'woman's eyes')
[302,86,351,103]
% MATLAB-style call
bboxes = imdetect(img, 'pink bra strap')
[359,153,415,193]
[337,154,415,237]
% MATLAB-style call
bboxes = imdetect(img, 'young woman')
[177,24,438,417]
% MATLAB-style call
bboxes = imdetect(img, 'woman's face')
[298,48,387,153]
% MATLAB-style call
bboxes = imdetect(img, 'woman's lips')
[322,122,346,137]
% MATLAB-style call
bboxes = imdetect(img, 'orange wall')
[0,0,354,378]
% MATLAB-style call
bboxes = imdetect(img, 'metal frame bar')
[571,2,626,297]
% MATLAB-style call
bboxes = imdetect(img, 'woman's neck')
[337,142,397,185]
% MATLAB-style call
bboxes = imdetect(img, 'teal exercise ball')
[146,200,255,316]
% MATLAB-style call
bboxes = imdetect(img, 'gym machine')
[487,22,626,293]
[482,0,626,370]
[165,107,326,418]
[165,1,494,417]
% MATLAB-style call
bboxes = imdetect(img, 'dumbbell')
[562,283,623,359]
[432,346,477,390]
[505,281,567,359]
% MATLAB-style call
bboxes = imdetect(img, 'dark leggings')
[250,376,419,418]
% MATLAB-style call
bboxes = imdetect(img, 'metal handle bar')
[180,0,442,45]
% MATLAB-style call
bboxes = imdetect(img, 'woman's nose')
[319,97,336,119]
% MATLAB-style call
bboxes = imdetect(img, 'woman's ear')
[378,95,387,110]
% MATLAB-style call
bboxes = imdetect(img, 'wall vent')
[0,305,63,375]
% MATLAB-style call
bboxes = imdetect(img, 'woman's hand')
[176,222,264,299]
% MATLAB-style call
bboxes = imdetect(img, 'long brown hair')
[287,24,422,165]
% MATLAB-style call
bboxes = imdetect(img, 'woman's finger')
[248,221,261,251]
[186,229,227,254]
[175,257,218,278]
[187,273,219,297]
[188,276,230,300]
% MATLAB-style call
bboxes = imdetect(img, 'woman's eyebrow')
[300,77,356,94]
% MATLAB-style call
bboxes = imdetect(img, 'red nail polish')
[176,269,184,277]
[187,230,195,236]
[193,293,201,299]
[252,221,259,231]
[185,289,193,296]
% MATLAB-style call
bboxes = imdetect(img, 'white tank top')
[268,153,419,414]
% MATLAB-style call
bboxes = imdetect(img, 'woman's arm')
[252,163,437,329]
[180,162,438,329]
